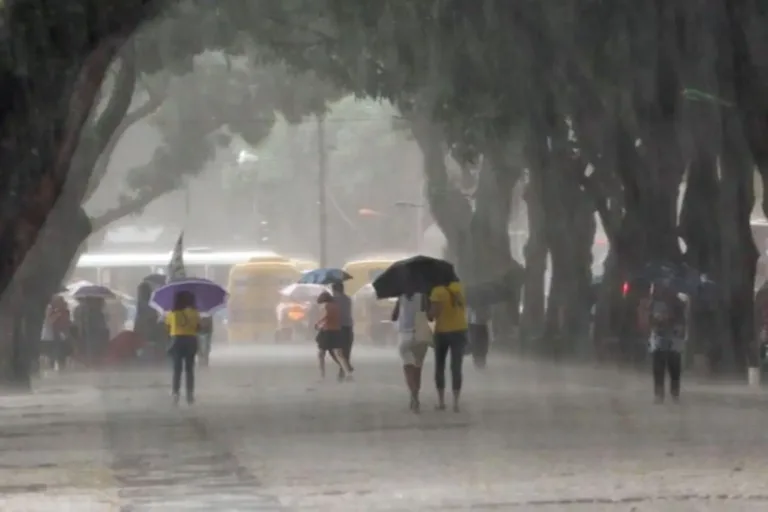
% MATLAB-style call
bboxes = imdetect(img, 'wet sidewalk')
[2,345,768,510]
[0,381,119,510]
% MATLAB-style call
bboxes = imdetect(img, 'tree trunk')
[409,113,473,275]
[469,155,523,349]
[679,150,725,371]
[539,130,596,358]
[0,205,92,388]
[520,170,548,347]
[719,115,758,373]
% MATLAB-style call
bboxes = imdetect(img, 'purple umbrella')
[149,278,228,315]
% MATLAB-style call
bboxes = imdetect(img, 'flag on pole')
[167,232,187,282]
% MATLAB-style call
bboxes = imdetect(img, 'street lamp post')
[317,114,328,266]
[394,200,425,252]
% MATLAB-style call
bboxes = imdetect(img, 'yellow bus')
[226,255,301,342]
[342,257,402,296]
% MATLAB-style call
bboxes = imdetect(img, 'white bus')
[71,249,282,296]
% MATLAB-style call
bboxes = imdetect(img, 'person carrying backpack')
[647,279,688,403]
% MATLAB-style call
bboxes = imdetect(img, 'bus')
[227,255,301,342]
[72,249,281,295]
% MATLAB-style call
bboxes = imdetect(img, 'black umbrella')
[372,255,457,299]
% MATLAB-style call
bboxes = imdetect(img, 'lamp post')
[394,200,425,252]
[316,114,328,266]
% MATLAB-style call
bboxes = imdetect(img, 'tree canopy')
[2,0,768,380]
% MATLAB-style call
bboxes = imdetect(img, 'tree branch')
[83,82,167,202]
[89,180,177,233]
[93,43,137,155]
[66,43,138,205]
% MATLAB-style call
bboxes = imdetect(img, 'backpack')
[413,308,434,344]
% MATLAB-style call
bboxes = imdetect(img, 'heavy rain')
[1,1,768,510]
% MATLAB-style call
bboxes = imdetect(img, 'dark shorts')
[316,330,343,351]
[340,326,353,349]
[168,335,198,356]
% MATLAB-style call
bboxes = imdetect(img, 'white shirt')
[397,293,423,334]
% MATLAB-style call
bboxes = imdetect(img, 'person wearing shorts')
[392,292,431,412]
[315,291,352,381]
[331,282,355,379]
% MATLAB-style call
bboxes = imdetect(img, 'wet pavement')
[2,344,768,510]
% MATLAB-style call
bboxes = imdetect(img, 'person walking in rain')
[41,295,73,371]
[392,292,432,413]
[165,291,200,405]
[331,282,354,379]
[315,291,353,381]
[73,297,110,365]
[429,274,469,412]
[466,304,491,369]
[647,279,688,403]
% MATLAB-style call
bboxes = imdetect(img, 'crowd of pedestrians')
[38,258,700,411]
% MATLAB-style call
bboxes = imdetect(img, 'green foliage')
[227,96,400,190]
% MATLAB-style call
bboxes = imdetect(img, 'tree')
[5,0,768,378]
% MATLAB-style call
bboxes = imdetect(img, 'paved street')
[3,343,768,510]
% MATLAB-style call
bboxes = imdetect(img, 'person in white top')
[392,292,432,413]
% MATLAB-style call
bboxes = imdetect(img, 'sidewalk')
[2,346,768,510]
[0,379,119,510]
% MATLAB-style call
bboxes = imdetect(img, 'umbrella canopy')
[149,278,228,316]
[297,267,352,285]
[279,283,327,302]
[635,261,716,297]
[372,255,457,299]
[72,284,116,300]
[67,280,95,292]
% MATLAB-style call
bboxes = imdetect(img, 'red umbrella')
[104,330,146,365]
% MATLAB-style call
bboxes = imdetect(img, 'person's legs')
[433,334,450,409]
[316,331,328,379]
[345,326,354,370]
[667,350,682,400]
[54,340,67,371]
[184,353,196,402]
[338,327,353,379]
[317,348,327,379]
[651,349,666,402]
[171,351,183,402]
[179,339,197,403]
[399,336,419,410]
[332,347,352,375]
[448,331,467,411]
[411,342,428,412]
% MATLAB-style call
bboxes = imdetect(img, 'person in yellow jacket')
[429,279,468,412]
[165,291,200,405]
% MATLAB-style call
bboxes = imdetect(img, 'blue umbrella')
[72,284,116,300]
[149,278,228,316]
[637,261,716,297]
[297,268,352,285]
